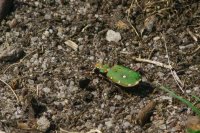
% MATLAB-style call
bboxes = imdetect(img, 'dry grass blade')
[0,78,19,102]
[162,34,184,93]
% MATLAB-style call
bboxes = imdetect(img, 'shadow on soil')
[120,82,154,97]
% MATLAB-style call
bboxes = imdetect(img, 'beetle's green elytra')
[95,64,142,87]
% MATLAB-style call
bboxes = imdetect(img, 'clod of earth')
[95,64,142,87]
[79,78,91,89]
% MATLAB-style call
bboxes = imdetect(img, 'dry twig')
[132,56,172,69]
[192,45,200,55]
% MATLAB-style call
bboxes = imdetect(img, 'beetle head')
[95,63,110,73]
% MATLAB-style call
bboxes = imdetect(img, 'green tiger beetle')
[95,63,142,87]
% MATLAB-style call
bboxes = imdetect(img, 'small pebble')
[43,87,51,93]
[89,56,94,60]
[37,116,50,132]
[105,120,113,128]
[115,95,122,100]
[106,30,121,43]
[153,36,160,41]
[44,14,52,20]
[123,121,131,128]
[43,31,50,37]
[186,89,191,94]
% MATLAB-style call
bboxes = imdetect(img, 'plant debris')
[136,101,156,126]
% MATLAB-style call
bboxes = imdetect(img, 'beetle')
[95,63,142,87]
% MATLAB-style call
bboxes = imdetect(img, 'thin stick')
[36,85,39,96]
[87,129,102,133]
[192,45,200,55]
[60,128,79,133]
[162,34,184,93]
[0,78,19,102]
[132,56,172,69]
[59,128,102,133]
[148,48,155,59]
[187,28,198,42]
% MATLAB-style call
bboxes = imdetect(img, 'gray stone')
[123,121,131,128]
[37,116,50,132]
[105,120,113,128]
[44,14,52,20]
[106,30,121,43]
[43,87,51,93]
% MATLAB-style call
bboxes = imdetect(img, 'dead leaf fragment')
[115,20,129,30]
[136,101,156,126]
[17,122,31,130]
[64,40,78,51]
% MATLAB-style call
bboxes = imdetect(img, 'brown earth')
[0,0,200,133]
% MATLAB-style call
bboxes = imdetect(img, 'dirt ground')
[0,0,200,133]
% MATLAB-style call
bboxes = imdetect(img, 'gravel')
[0,0,200,132]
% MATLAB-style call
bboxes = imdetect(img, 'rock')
[123,121,131,128]
[105,120,113,128]
[106,30,121,43]
[114,95,122,100]
[0,0,14,20]
[43,87,51,93]
[0,47,26,63]
[44,14,52,20]
[37,116,50,132]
